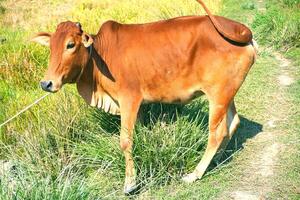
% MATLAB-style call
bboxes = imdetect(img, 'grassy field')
[0,0,299,199]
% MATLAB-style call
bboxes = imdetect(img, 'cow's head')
[32,21,93,92]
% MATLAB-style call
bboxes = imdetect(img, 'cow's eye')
[67,42,75,49]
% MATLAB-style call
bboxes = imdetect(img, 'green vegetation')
[0,0,299,199]
[252,0,300,63]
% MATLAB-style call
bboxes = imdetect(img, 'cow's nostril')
[40,81,53,92]
[46,81,52,89]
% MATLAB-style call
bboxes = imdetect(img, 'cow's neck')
[76,36,120,115]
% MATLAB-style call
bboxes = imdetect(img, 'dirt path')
[220,52,294,200]
[215,0,298,198]
[219,52,294,200]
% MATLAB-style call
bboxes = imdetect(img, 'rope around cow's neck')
[0,93,50,128]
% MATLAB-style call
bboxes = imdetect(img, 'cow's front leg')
[119,95,142,194]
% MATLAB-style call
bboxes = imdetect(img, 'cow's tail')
[196,0,252,44]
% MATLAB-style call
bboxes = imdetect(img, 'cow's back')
[98,16,255,103]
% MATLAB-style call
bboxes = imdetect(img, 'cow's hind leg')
[227,100,240,139]
[218,100,240,153]
[214,100,240,162]
[183,99,233,183]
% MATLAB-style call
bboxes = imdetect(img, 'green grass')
[220,0,257,24]
[252,0,300,64]
[252,0,300,49]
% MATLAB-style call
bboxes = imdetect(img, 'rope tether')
[0,93,50,128]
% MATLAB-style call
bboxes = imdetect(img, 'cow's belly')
[142,84,205,104]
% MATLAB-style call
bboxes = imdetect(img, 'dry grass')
[1,0,221,32]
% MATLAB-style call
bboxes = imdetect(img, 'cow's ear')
[82,32,93,48]
[31,32,51,46]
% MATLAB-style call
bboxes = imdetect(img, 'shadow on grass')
[88,99,262,192]
[140,101,262,155]
[89,99,208,134]
[90,98,262,161]
[89,109,121,135]
[208,115,263,172]
[138,99,209,128]
[229,116,263,150]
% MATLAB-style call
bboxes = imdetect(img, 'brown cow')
[32,0,257,194]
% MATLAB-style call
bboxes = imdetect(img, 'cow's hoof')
[124,177,138,195]
[124,182,138,195]
[182,172,198,183]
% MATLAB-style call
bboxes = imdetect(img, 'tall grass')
[252,0,300,52]
[0,0,221,198]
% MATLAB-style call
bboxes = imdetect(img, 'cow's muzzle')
[40,80,54,92]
